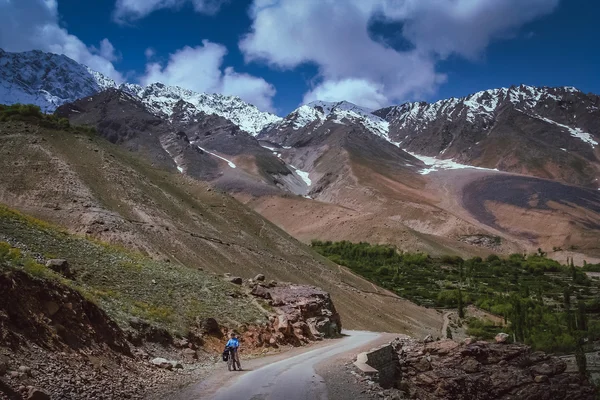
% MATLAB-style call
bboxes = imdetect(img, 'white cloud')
[221,67,276,112]
[141,41,276,112]
[145,47,156,59]
[113,0,228,23]
[302,79,388,110]
[91,38,121,62]
[0,0,123,82]
[240,0,560,108]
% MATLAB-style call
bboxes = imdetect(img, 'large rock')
[45,259,74,278]
[388,338,597,400]
[248,283,342,345]
[198,317,220,335]
[228,276,243,285]
[254,274,265,282]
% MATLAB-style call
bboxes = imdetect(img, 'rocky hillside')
[0,109,443,337]
[0,205,342,398]
[55,88,305,196]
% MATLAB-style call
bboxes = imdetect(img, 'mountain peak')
[272,99,389,138]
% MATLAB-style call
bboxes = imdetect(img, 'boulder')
[150,357,179,370]
[254,274,266,282]
[251,285,271,299]
[45,259,74,278]
[198,318,220,335]
[27,388,50,400]
[495,332,510,343]
[228,276,243,285]
[276,314,289,333]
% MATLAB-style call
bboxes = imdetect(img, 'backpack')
[222,347,230,362]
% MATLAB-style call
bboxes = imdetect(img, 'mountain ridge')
[0,48,281,136]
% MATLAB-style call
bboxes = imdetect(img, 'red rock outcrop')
[248,281,342,346]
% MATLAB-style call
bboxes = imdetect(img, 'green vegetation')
[0,206,266,336]
[312,240,600,353]
[0,103,96,133]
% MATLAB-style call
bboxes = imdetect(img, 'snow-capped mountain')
[273,100,389,139]
[0,49,117,112]
[376,85,599,151]
[0,49,280,136]
[120,82,281,136]
[373,85,600,187]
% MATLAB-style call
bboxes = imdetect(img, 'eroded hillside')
[0,116,442,336]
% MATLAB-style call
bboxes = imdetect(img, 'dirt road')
[178,330,381,400]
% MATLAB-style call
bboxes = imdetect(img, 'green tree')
[458,288,465,319]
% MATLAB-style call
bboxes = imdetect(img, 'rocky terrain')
[354,337,597,400]
[0,217,342,399]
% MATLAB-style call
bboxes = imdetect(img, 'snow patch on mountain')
[406,150,500,175]
[531,114,598,147]
[197,145,236,168]
[290,165,312,186]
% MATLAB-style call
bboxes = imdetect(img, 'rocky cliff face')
[386,337,597,400]
[249,281,342,345]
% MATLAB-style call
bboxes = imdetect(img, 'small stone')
[254,274,265,282]
[535,375,549,383]
[19,366,32,376]
[423,334,434,343]
[495,333,510,344]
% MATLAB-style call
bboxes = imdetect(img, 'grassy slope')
[0,120,442,336]
[0,206,265,336]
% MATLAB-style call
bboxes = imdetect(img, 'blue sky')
[1,0,598,115]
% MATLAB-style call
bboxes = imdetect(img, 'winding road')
[180,330,381,400]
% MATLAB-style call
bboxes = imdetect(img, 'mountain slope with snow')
[0,49,281,135]
[120,82,281,136]
[373,85,600,187]
[0,49,118,112]
[270,100,389,139]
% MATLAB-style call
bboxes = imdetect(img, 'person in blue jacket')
[225,332,242,371]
